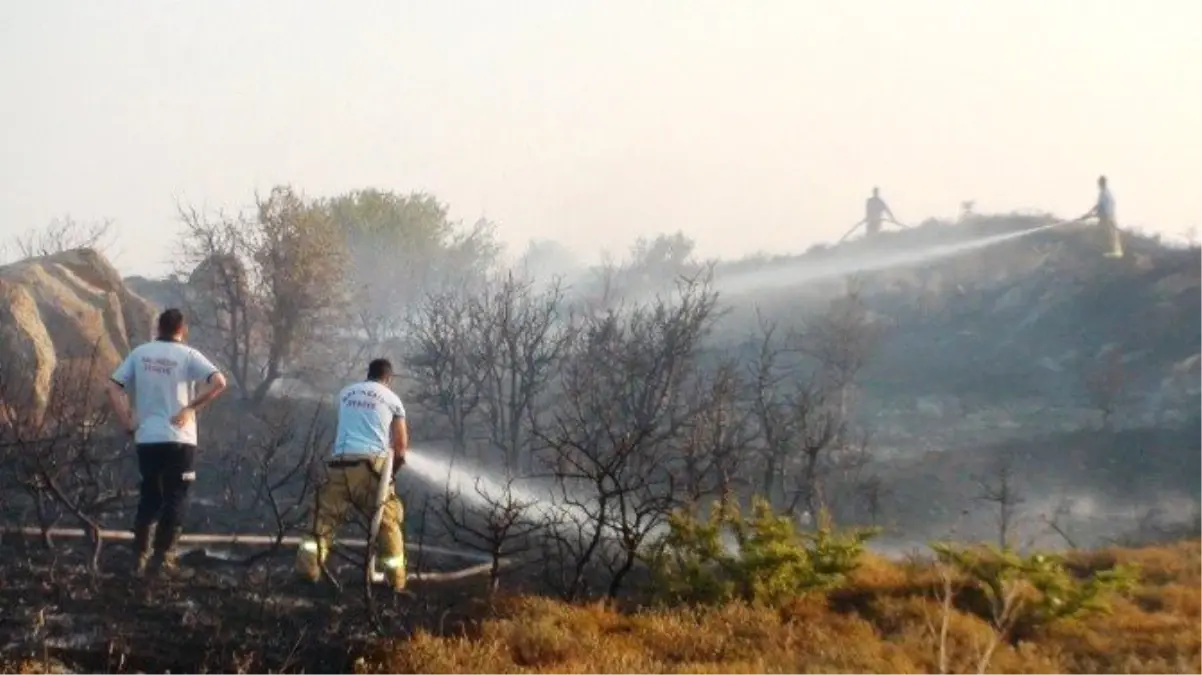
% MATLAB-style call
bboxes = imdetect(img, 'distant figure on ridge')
[864,186,898,237]
[837,187,905,244]
[1079,175,1124,259]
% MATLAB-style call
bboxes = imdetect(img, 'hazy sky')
[2,0,1199,276]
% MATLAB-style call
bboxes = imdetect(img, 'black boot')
[132,522,154,578]
[150,525,188,578]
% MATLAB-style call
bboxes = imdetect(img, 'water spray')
[403,448,662,542]
[714,220,1072,298]
[403,448,580,524]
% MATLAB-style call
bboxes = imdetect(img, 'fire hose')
[365,450,398,583]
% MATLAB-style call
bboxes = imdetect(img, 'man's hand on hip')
[170,406,195,429]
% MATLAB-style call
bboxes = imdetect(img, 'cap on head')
[157,308,186,340]
[367,358,393,382]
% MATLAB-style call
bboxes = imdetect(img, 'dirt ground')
[0,536,498,673]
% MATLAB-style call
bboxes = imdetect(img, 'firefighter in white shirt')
[106,308,228,578]
[1080,175,1124,259]
[296,358,409,591]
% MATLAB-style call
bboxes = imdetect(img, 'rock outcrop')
[123,274,183,312]
[0,248,156,423]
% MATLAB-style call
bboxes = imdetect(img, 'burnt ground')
[0,536,504,673]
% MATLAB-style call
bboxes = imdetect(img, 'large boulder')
[0,248,156,425]
[124,274,185,311]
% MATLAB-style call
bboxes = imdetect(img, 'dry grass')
[0,539,1194,673]
[358,539,1201,674]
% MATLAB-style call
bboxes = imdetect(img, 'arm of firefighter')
[105,380,136,434]
[183,351,228,412]
[185,371,228,412]
[390,416,409,470]
[107,354,136,433]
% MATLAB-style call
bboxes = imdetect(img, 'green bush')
[931,542,1138,632]
[647,496,879,606]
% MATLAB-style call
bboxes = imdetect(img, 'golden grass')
[359,539,1202,674]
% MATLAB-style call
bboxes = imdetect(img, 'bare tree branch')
[175,187,349,404]
[11,217,117,260]
[537,272,720,598]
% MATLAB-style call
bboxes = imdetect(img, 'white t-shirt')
[1097,187,1116,220]
[111,339,221,446]
[332,380,406,457]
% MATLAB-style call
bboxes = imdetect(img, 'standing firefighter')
[1080,175,1124,259]
[105,308,228,578]
[864,186,897,237]
[296,358,409,591]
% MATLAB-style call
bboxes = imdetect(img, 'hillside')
[704,216,1201,545]
[715,215,1199,422]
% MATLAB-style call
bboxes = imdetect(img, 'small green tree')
[931,542,1138,672]
[650,501,736,605]
[648,496,878,606]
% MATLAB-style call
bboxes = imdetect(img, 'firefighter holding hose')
[1078,174,1124,259]
[864,186,898,237]
[838,187,903,243]
[296,358,409,591]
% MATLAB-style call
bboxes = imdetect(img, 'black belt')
[327,458,369,469]
[327,457,389,479]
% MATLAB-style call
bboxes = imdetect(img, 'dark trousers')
[135,443,197,554]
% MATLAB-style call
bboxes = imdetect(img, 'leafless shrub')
[407,273,573,471]
[745,319,841,514]
[536,488,607,601]
[745,312,798,508]
[468,273,574,475]
[405,289,480,458]
[973,450,1025,550]
[214,400,329,566]
[538,272,720,599]
[856,472,890,528]
[11,216,117,260]
[435,471,544,594]
[0,347,134,571]
[798,278,879,452]
[1081,346,1126,431]
[745,284,878,519]
[678,356,755,507]
[1041,496,1079,548]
